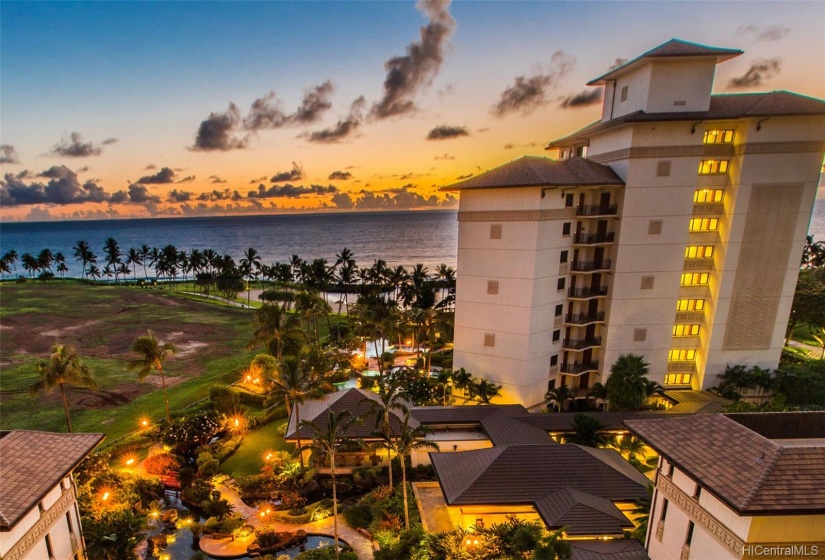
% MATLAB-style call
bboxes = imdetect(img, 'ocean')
[0,210,460,278]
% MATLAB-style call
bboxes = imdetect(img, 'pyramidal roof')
[588,38,743,85]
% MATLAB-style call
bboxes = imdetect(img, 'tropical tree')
[534,528,572,560]
[469,378,502,404]
[299,410,361,560]
[392,412,438,529]
[364,380,409,489]
[629,484,654,542]
[127,330,177,423]
[0,259,10,279]
[102,237,122,283]
[605,354,650,411]
[2,249,18,275]
[87,265,101,282]
[566,414,611,447]
[126,248,143,280]
[31,344,97,433]
[267,356,317,468]
[802,234,825,269]
[37,248,54,274]
[21,252,38,278]
[240,247,262,307]
[248,304,303,360]
[545,385,573,412]
[55,253,68,278]
[295,290,331,344]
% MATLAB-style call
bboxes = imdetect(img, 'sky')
[1,0,824,222]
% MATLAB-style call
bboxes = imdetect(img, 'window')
[685,521,695,546]
[487,280,499,295]
[668,349,696,361]
[673,324,701,337]
[656,161,672,177]
[684,246,714,259]
[45,534,54,558]
[689,218,719,232]
[661,498,669,521]
[676,299,705,311]
[698,159,730,174]
[666,373,693,385]
[694,189,724,203]
[557,278,566,291]
[490,224,503,239]
[560,250,568,263]
[648,220,663,235]
[562,222,572,236]
[681,272,709,286]
[554,304,563,317]
[694,485,702,500]
[634,328,647,341]
[667,463,675,477]
[565,193,574,207]
[38,501,45,515]
[620,85,628,102]
[552,330,561,342]
[550,354,558,367]
[483,333,496,347]
[641,276,655,290]
[66,512,75,535]
[703,129,734,144]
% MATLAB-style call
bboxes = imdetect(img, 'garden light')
[140,418,150,428]
[101,491,110,502]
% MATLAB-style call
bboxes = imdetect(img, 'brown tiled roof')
[430,444,648,506]
[569,539,650,560]
[588,39,742,85]
[726,411,825,439]
[512,410,681,433]
[285,388,416,440]
[546,91,825,148]
[0,430,104,530]
[663,390,729,414]
[410,403,528,425]
[479,411,557,446]
[625,414,825,515]
[441,156,624,191]
[534,487,633,536]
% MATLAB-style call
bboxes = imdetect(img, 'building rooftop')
[478,410,557,446]
[410,403,528,425]
[625,413,825,515]
[534,487,634,536]
[569,539,650,560]
[0,430,104,530]
[546,91,825,149]
[441,156,624,191]
[588,38,743,85]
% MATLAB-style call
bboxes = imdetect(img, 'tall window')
[685,521,695,546]
[681,272,709,286]
[668,349,696,361]
[660,499,669,521]
[689,218,719,232]
[698,159,730,174]
[673,324,701,337]
[693,189,724,203]
[676,299,705,311]
[703,129,734,144]
[685,246,714,259]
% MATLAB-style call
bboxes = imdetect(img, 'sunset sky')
[1,1,824,221]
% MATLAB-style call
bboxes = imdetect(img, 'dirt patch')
[42,320,101,338]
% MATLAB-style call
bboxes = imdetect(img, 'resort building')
[625,412,825,560]
[0,430,104,560]
[446,38,825,407]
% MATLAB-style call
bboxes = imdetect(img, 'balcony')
[573,232,615,245]
[568,286,608,299]
[576,204,618,217]
[571,259,612,273]
[563,337,602,351]
[667,361,696,372]
[564,312,606,326]
[560,361,600,375]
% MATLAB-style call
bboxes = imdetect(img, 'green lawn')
[220,418,294,478]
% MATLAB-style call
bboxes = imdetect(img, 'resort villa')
[0,430,104,560]
[446,38,825,407]
[626,412,825,560]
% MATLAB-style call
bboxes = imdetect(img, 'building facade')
[448,39,825,407]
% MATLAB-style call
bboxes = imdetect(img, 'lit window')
[693,189,724,203]
[681,272,709,286]
[703,129,734,144]
[673,324,701,337]
[685,246,714,259]
[676,299,705,311]
[689,218,719,232]
[668,349,696,361]
[698,159,730,174]
[665,373,693,385]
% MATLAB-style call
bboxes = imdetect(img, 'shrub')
[181,480,212,505]
[296,547,357,560]
[143,452,180,476]
[254,526,282,549]
[237,390,265,407]
[343,501,373,529]
[280,491,307,511]
[197,452,221,478]
[210,384,240,415]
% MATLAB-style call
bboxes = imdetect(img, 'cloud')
[456,173,473,180]
[727,58,781,89]
[330,192,355,209]
[559,88,603,109]
[503,141,540,150]
[209,175,227,184]
[426,124,469,140]
[197,189,235,201]
[248,183,337,198]
[177,175,196,183]
[270,162,304,183]
[492,51,575,117]
[50,132,106,157]
[1,165,108,206]
[331,185,454,210]
[328,170,352,180]
[0,145,20,164]
[243,92,287,130]
[608,57,628,70]
[126,184,161,204]
[370,0,456,119]
[109,191,129,203]
[243,81,335,130]
[144,164,157,170]
[737,24,790,42]
[101,138,119,145]
[137,166,176,184]
[167,189,192,203]
[306,96,366,143]
[434,153,455,160]
[288,81,335,125]
[191,103,249,151]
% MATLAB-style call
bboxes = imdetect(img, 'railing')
[568,286,608,298]
[573,232,615,244]
[576,204,618,217]
[565,312,606,325]
[563,337,602,351]
[560,361,600,375]
[571,259,612,272]
[667,361,696,372]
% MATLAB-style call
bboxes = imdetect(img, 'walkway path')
[198,481,374,559]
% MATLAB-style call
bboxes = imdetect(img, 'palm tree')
[605,354,650,411]
[127,330,177,423]
[629,484,654,542]
[534,528,572,560]
[248,304,304,360]
[566,414,611,447]
[268,356,317,468]
[2,250,18,275]
[126,248,143,280]
[364,380,408,489]
[545,385,573,412]
[586,382,608,410]
[37,248,54,274]
[54,252,67,278]
[139,245,152,279]
[469,378,502,404]
[103,237,122,283]
[240,247,262,307]
[73,241,91,279]
[21,252,38,278]
[299,410,360,560]
[392,412,438,529]
[31,344,97,433]
[87,264,101,282]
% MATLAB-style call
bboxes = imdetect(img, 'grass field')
[220,418,294,478]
